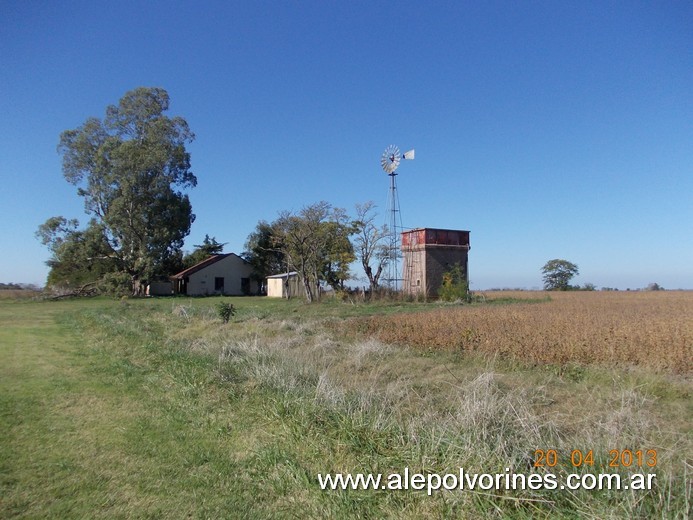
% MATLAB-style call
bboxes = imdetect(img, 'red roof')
[401,228,470,248]
[170,254,235,279]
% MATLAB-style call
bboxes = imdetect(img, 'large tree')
[542,259,579,291]
[51,87,196,294]
[272,202,354,302]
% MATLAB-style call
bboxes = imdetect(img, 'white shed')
[171,253,257,296]
[266,272,301,298]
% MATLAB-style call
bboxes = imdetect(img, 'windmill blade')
[381,145,401,173]
[403,149,415,160]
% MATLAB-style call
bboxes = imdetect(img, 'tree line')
[42,87,626,299]
[37,87,394,299]
[242,201,391,302]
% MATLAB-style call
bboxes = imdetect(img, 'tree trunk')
[312,268,321,302]
[302,275,313,303]
[132,277,145,297]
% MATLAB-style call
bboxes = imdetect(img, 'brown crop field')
[349,291,692,373]
[0,289,40,299]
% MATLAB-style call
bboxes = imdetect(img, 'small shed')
[170,253,257,296]
[266,272,300,298]
[146,281,173,296]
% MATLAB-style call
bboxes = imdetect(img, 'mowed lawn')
[1,294,690,519]
[0,298,295,518]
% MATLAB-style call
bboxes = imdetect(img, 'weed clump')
[215,301,236,323]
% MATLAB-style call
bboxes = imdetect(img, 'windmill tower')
[380,145,415,290]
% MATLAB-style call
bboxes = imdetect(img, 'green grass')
[1,296,690,518]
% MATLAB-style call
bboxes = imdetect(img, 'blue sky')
[1,1,691,289]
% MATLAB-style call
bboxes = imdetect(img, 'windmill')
[380,145,415,290]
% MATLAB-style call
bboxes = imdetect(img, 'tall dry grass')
[0,289,41,299]
[349,291,692,373]
[168,302,689,518]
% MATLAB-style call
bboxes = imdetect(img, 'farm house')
[401,228,471,298]
[170,253,257,296]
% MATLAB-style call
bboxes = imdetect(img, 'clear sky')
[1,1,691,290]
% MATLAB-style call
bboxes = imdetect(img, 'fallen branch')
[47,282,99,300]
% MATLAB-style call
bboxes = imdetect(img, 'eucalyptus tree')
[47,87,196,294]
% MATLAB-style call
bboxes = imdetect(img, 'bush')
[439,263,471,302]
[215,301,236,323]
[98,272,132,297]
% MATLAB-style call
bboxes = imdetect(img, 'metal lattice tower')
[380,145,414,290]
[385,170,403,289]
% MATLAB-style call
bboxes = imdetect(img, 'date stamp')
[533,449,657,468]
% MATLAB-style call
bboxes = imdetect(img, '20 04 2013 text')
[533,449,657,468]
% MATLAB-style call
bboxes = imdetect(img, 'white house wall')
[186,255,256,296]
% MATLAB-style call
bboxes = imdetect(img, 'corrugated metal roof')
[266,271,298,279]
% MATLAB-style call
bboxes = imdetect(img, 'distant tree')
[182,234,226,268]
[352,201,390,292]
[273,203,328,303]
[272,202,354,302]
[50,87,196,295]
[541,259,579,291]
[645,282,663,291]
[0,283,30,290]
[582,282,596,291]
[158,249,184,278]
[243,221,286,290]
[320,207,356,291]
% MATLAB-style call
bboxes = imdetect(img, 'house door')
[241,278,250,295]
[214,277,225,294]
